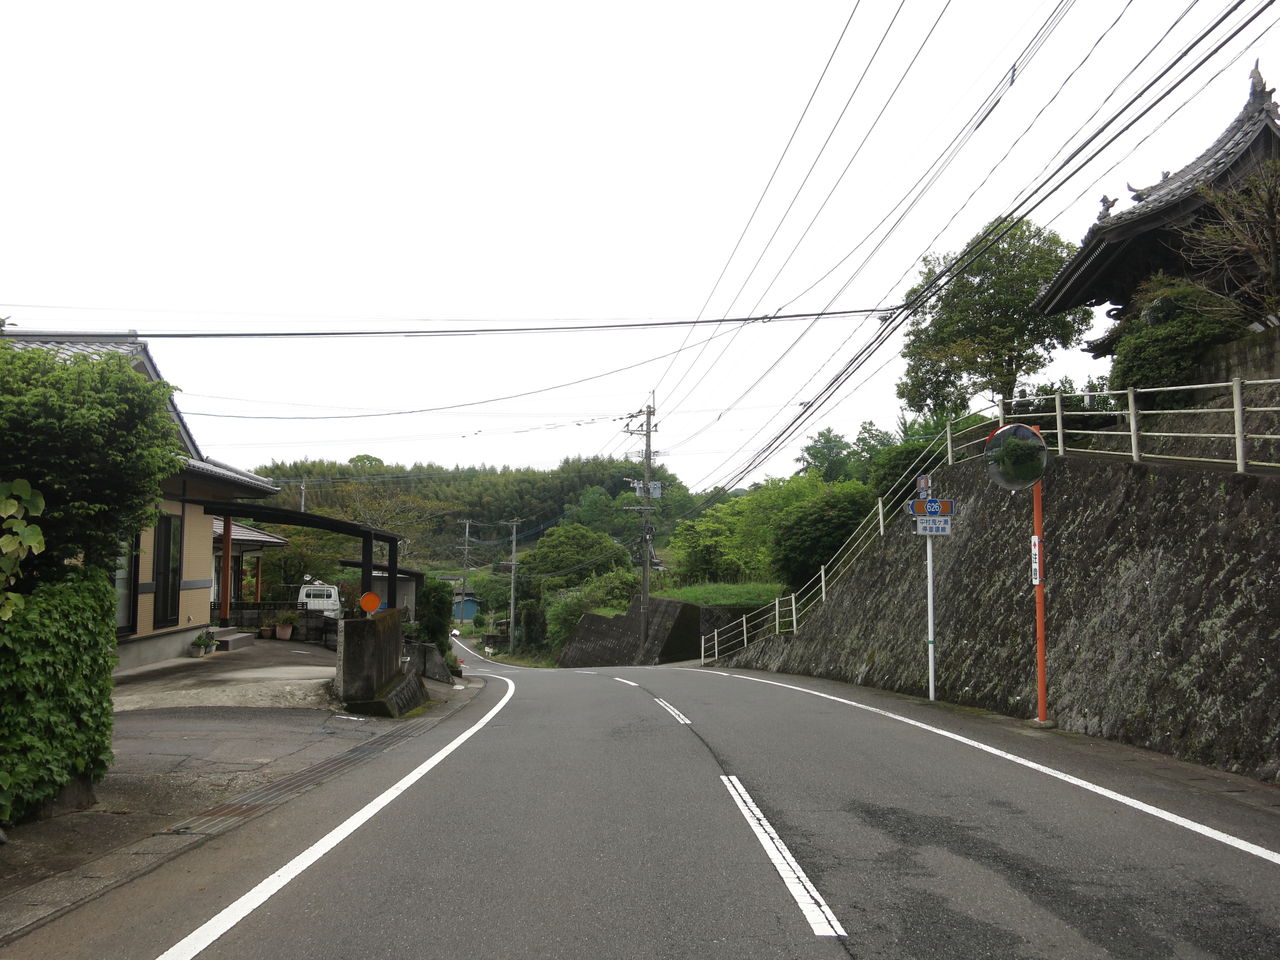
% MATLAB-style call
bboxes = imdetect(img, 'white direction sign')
[915,517,952,536]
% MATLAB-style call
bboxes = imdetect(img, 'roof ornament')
[1127,181,1148,202]
[1249,60,1278,118]
[1097,195,1118,221]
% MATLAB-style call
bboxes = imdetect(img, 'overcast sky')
[4,1,1278,491]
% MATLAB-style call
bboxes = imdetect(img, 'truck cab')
[298,582,341,618]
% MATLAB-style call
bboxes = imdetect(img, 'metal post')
[791,594,798,632]
[774,596,780,634]
[1127,387,1141,462]
[713,628,719,660]
[1054,393,1066,455]
[926,533,935,701]
[820,564,826,602]
[946,420,954,465]
[740,614,748,652]
[877,497,885,536]
[998,400,1005,427]
[1233,377,1247,472]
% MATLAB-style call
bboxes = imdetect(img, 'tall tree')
[795,428,856,482]
[897,218,1092,413]
[0,344,184,579]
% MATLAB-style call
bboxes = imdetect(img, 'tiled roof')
[1096,64,1280,232]
[1037,66,1280,314]
[212,517,289,546]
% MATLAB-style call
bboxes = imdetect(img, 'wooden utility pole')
[458,519,472,625]
[505,518,521,648]
[624,402,657,646]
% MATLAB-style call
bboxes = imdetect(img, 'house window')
[153,514,182,629]
[114,536,139,636]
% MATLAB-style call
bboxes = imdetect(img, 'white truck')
[297,582,341,618]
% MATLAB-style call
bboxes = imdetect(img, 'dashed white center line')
[720,775,846,938]
[613,677,639,687]
[654,698,691,724]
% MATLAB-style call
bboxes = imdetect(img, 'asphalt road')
[5,648,1279,960]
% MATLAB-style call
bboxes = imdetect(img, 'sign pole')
[926,532,936,701]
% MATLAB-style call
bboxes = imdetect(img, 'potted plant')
[259,618,276,639]
[189,630,214,657]
[275,610,299,640]
[200,630,219,654]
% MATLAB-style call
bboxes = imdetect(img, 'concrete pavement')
[0,638,477,946]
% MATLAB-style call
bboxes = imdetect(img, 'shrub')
[546,593,593,649]
[0,569,117,823]
[1106,277,1247,392]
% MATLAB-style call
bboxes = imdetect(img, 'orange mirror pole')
[1030,428,1048,724]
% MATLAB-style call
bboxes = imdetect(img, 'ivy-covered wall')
[0,569,117,823]
[724,455,1280,783]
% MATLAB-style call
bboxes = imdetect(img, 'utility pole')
[624,401,657,646]
[505,518,522,650]
[299,480,306,512]
[458,519,472,626]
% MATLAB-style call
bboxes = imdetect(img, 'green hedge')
[0,569,117,823]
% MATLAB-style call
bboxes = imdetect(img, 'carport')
[183,498,402,627]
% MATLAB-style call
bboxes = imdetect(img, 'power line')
[651,1,863,403]
[693,1,1270,495]
[2,305,886,341]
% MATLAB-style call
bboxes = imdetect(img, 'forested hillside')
[252,454,695,570]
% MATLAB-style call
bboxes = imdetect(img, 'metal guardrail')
[699,376,1280,663]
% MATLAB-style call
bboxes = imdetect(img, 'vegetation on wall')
[1,480,46,621]
[0,569,117,823]
[1102,276,1248,392]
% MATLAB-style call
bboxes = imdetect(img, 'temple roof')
[1036,65,1280,316]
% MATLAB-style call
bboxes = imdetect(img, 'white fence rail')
[699,376,1280,664]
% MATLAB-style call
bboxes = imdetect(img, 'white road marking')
[720,775,846,937]
[153,676,518,960]
[613,677,639,687]
[733,674,1280,867]
[654,698,691,724]
[575,670,599,675]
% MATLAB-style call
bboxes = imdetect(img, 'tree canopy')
[0,344,185,578]
[896,218,1092,413]
[795,428,857,482]
[518,523,631,594]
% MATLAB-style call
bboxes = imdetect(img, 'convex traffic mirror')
[984,423,1047,491]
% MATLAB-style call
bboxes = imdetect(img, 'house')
[1037,65,1280,329]
[3,331,280,670]
[452,586,479,622]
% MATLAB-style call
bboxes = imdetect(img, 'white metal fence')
[699,376,1280,663]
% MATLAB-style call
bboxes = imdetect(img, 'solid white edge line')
[730,674,1280,867]
[154,675,518,960]
[720,776,846,937]
[613,677,639,687]
[654,698,692,724]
